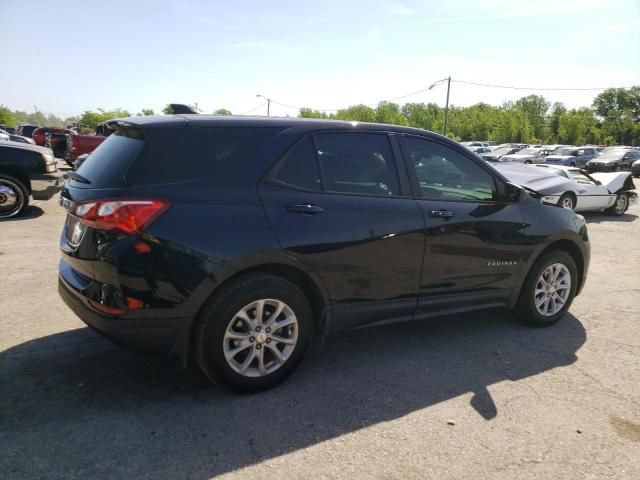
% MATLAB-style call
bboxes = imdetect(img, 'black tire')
[605,193,629,216]
[194,273,313,392]
[524,160,532,164]
[514,250,578,327]
[569,162,576,167]
[558,192,575,210]
[0,174,29,219]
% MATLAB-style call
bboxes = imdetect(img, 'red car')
[64,124,112,166]
[32,127,75,146]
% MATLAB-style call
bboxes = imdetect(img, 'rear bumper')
[58,273,192,363]
[30,171,64,200]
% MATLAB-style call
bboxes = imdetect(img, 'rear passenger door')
[399,135,528,316]
[259,131,425,332]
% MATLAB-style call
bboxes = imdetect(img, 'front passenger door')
[401,136,529,315]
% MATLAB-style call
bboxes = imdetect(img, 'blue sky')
[1,0,639,118]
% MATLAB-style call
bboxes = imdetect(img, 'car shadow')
[0,205,44,222]
[582,211,638,223]
[0,310,586,479]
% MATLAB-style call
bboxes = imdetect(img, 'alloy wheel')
[0,179,24,219]
[223,299,298,377]
[561,196,574,209]
[534,263,571,317]
[614,195,628,215]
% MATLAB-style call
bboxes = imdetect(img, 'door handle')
[429,209,456,219]
[287,204,324,215]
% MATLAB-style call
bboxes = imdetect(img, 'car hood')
[546,155,573,161]
[0,141,53,155]
[588,157,621,164]
[491,163,576,195]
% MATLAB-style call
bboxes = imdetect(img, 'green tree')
[298,108,333,119]
[213,108,232,116]
[334,104,376,123]
[162,104,174,115]
[78,109,131,129]
[0,105,17,127]
[138,108,155,116]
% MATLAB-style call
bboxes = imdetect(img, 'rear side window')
[273,132,400,196]
[272,138,321,191]
[74,128,144,188]
[136,127,282,185]
[315,133,399,196]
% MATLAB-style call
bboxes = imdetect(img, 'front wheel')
[194,273,313,392]
[0,175,29,219]
[514,251,578,326]
[606,193,628,216]
[558,193,575,210]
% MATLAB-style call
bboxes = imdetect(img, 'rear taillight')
[73,199,170,235]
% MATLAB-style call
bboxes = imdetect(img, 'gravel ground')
[1,166,639,480]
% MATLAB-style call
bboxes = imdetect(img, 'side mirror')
[503,182,525,202]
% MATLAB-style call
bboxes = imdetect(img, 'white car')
[534,165,637,215]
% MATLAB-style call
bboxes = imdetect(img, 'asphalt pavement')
[1,168,638,479]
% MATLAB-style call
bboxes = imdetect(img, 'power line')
[239,102,268,115]
[453,80,628,91]
[247,81,632,115]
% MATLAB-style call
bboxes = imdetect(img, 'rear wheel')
[514,250,578,326]
[194,273,313,392]
[0,175,29,219]
[524,160,532,164]
[606,193,628,216]
[558,193,575,210]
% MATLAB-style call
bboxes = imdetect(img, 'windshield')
[554,148,577,156]
[490,147,512,156]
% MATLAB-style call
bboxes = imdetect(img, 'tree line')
[2,87,638,145]
[298,87,640,146]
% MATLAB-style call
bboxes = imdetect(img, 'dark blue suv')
[58,116,590,391]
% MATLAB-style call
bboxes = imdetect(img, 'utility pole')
[429,77,451,136]
[256,94,271,116]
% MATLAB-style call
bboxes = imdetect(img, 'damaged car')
[493,163,637,215]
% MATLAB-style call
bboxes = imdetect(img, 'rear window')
[133,127,282,185]
[73,128,144,188]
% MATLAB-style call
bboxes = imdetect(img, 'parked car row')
[463,142,640,174]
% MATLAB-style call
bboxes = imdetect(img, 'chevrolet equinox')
[58,116,590,391]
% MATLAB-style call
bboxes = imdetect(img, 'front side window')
[313,133,399,196]
[405,137,497,201]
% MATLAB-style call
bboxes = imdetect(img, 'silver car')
[500,147,548,164]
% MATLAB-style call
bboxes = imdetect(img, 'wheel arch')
[0,167,31,194]
[536,239,585,295]
[189,261,331,355]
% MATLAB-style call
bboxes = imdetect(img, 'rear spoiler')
[168,104,199,114]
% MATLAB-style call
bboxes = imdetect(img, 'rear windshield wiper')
[66,171,91,184]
